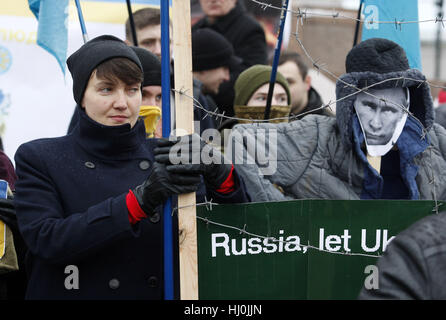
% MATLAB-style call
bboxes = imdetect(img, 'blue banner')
[29,0,69,75]
[361,0,421,70]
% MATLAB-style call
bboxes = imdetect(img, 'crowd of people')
[1,0,446,300]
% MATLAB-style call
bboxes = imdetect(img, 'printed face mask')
[354,87,410,157]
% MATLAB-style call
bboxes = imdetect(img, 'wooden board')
[367,154,381,174]
[172,0,198,300]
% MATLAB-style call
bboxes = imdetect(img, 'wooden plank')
[172,0,198,300]
[367,154,381,174]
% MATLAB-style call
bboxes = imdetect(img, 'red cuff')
[126,190,147,224]
[215,165,236,194]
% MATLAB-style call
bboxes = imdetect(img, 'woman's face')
[246,83,288,107]
[81,70,142,127]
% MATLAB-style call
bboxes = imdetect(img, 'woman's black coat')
[14,109,249,299]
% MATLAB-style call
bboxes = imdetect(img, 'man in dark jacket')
[277,51,334,118]
[192,28,242,134]
[359,211,446,299]
[193,0,267,116]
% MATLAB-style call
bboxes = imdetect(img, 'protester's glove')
[154,133,233,190]
[133,161,202,214]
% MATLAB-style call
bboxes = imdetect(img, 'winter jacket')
[193,78,217,135]
[192,1,267,116]
[359,211,446,299]
[14,108,249,299]
[228,66,446,202]
[291,86,334,119]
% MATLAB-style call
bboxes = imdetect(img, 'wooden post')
[367,154,381,174]
[172,0,199,300]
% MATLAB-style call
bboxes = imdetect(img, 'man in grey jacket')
[228,38,446,201]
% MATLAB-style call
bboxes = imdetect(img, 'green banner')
[197,200,442,299]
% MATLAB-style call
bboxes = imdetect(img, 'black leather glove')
[133,161,201,214]
[154,133,233,190]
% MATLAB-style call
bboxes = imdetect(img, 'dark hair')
[277,51,309,80]
[125,8,162,43]
[95,57,143,85]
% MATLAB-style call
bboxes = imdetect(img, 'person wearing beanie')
[218,65,291,152]
[193,0,267,116]
[130,46,162,138]
[232,64,290,123]
[218,64,291,170]
[13,35,250,300]
[192,28,242,134]
[227,37,446,203]
[66,44,164,135]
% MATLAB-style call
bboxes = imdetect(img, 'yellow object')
[139,106,161,138]
[0,221,5,259]
[367,153,382,174]
[0,220,19,274]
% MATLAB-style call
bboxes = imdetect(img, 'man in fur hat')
[228,38,446,201]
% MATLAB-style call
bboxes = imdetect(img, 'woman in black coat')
[13,35,249,300]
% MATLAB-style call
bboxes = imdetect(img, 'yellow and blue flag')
[28,0,69,75]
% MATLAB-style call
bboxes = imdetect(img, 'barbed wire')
[174,78,430,141]
[168,1,446,133]
[249,0,446,27]
[171,199,383,258]
[170,1,445,140]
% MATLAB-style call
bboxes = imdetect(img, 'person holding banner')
[228,37,446,202]
[13,35,249,300]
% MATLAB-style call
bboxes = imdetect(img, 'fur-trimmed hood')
[335,68,434,150]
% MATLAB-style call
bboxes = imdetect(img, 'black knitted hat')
[192,28,241,72]
[67,35,143,105]
[346,38,409,74]
[130,46,161,86]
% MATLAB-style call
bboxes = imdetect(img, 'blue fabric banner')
[28,0,69,75]
[361,0,421,70]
